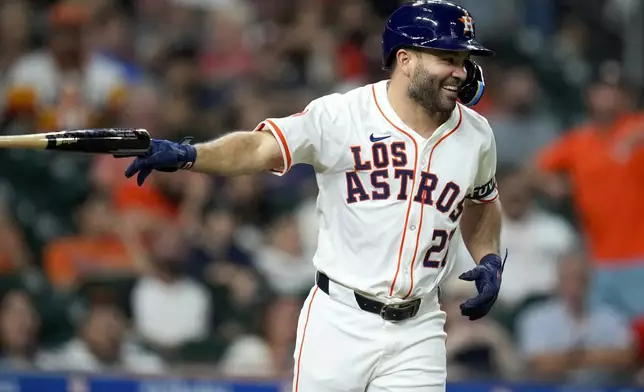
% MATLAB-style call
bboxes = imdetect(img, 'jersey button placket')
[399,144,424,296]
[421,141,432,167]
[405,141,431,296]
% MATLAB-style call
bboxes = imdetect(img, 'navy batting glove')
[124,137,197,186]
[458,251,507,320]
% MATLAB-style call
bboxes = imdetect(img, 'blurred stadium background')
[0,0,643,391]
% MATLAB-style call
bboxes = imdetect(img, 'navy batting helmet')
[382,0,493,69]
[381,1,494,106]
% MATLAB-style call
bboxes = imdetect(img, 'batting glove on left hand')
[123,137,197,186]
[458,251,507,321]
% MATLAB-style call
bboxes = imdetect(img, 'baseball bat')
[0,128,151,156]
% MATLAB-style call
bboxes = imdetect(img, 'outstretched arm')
[191,130,283,176]
[124,129,284,185]
[124,95,337,186]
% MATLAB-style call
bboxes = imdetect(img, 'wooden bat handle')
[0,134,50,150]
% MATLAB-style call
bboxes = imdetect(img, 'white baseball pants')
[291,279,447,392]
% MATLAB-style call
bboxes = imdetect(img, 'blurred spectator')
[117,81,163,135]
[333,0,372,88]
[0,290,45,370]
[218,174,274,252]
[219,296,301,379]
[255,0,335,89]
[218,333,273,378]
[254,212,315,297]
[133,0,203,72]
[162,42,200,97]
[88,81,164,196]
[113,171,210,236]
[485,64,562,166]
[545,15,595,94]
[188,207,253,277]
[112,175,180,227]
[454,164,577,311]
[199,3,256,86]
[228,84,274,133]
[41,300,164,374]
[187,206,264,331]
[0,0,30,77]
[294,195,319,261]
[189,207,260,286]
[534,77,644,320]
[443,280,522,382]
[43,192,136,291]
[0,1,126,132]
[91,6,144,84]
[516,251,637,385]
[131,225,211,355]
[0,200,33,273]
[155,41,206,140]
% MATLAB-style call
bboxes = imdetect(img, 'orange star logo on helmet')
[459,11,474,35]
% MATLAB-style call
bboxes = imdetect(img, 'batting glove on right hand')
[458,251,507,321]
[124,137,197,186]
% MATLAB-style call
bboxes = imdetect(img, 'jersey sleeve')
[252,96,337,176]
[466,129,499,204]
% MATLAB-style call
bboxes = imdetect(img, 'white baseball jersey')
[253,79,498,301]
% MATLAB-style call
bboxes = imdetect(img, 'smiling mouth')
[442,85,459,93]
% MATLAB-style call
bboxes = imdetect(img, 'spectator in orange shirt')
[112,171,211,238]
[534,77,644,320]
[43,192,138,291]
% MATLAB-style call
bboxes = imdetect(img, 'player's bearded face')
[408,62,460,113]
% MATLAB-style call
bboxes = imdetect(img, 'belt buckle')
[379,299,421,321]
[379,304,390,320]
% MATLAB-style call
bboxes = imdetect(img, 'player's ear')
[395,48,414,77]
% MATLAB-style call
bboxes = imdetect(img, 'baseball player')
[123,1,506,391]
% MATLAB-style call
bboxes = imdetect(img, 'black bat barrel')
[45,128,151,155]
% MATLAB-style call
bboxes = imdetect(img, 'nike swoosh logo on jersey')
[370,134,391,142]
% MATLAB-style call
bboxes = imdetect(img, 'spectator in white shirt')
[254,212,316,297]
[40,301,164,375]
[516,251,637,385]
[131,225,211,355]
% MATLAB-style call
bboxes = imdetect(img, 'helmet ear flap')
[458,59,485,107]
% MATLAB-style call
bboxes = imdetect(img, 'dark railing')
[0,371,642,392]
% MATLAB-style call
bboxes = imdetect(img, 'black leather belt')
[316,271,421,321]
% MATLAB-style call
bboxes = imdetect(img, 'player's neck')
[386,81,451,138]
